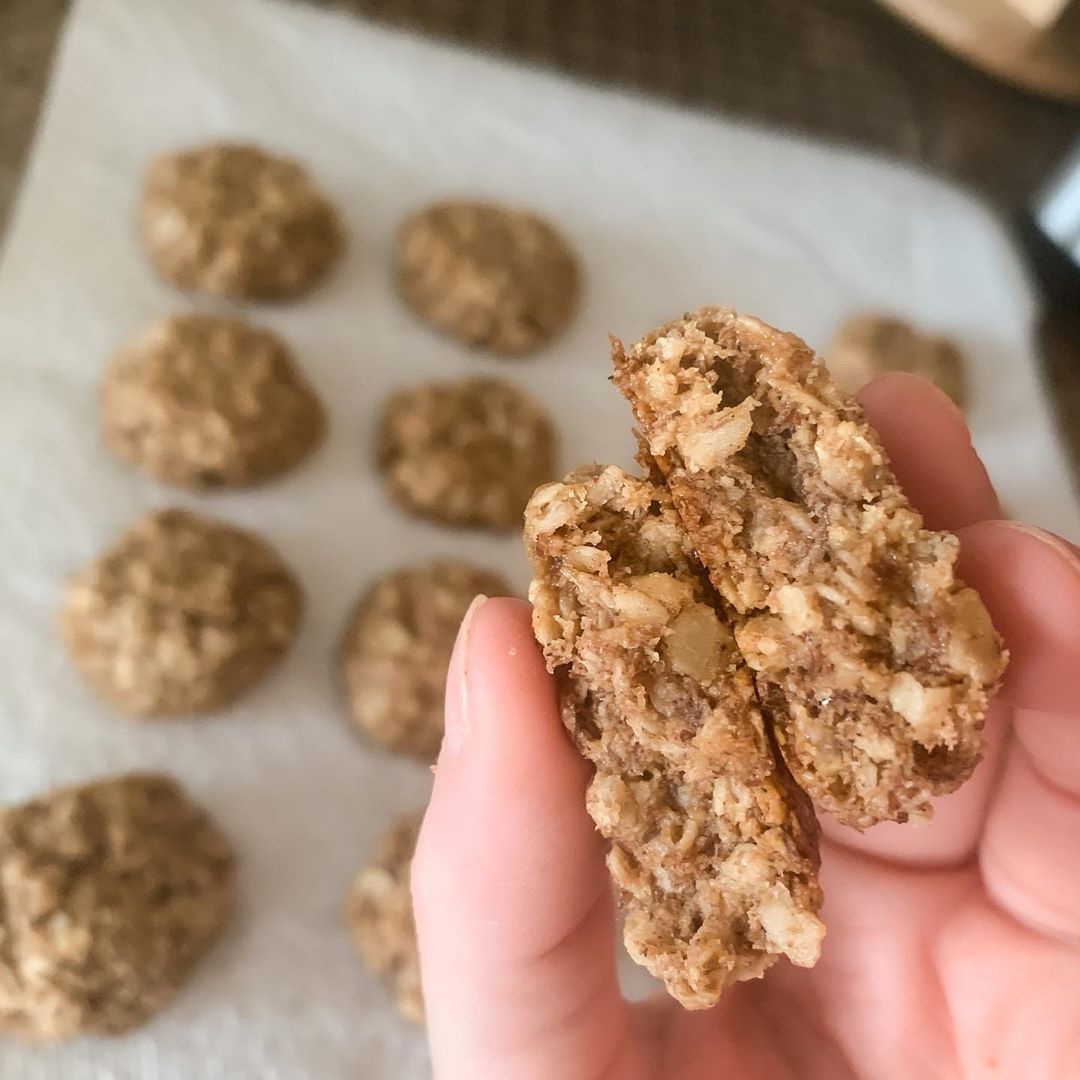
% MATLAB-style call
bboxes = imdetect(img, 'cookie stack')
[2,139,585,1040]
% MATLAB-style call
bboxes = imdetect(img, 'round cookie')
[102,314,324,490]
[828,314,967,407]
[344,810,424,1025]
[0,773,235,1038]
[140,142,343,300]
[377,376,557,530]
[340,560,512,761]
[396,200,581,355]
[60,509,302,716]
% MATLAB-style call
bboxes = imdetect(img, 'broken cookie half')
[525,465,824,1009]
[613,307,1006,828]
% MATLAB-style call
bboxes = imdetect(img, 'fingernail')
[441,594,489,759]
[997,521,1080,579]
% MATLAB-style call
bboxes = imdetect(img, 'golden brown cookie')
[613,307,1006,828]
[525,465,824,1009]
[0,773,235,1039]
[828,314,966,406]
[377,376,556,530]
[140,142,343,300]
[396,200,580,355]
[102,314,325,490]
[344,810,424,1025]
[60,509,302,717]
[341,560,512,761]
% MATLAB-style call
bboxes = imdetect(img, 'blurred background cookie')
[140,142,343,300]
[396,200,580,355]
[340,559,511,761]
[828,313,967,407]
[60,509,302,716]
[102,314,324,490]
[344,809,424,1025]
[0,773,235,1039]
[376,376,557,530]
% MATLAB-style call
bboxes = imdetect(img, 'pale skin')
[412,373,1080,1080]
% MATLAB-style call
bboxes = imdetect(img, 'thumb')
[411,597,644,1080]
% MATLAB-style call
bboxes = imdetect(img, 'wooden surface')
[880,0,1080,100]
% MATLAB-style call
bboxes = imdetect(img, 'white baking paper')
[1,0,1077,1075]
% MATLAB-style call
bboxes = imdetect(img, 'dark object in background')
[1022,143,1080,496]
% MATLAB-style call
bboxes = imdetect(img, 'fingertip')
[858,372,999,530]
[958,520,1080,715]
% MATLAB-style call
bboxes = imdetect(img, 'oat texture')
[613,307,1006,827]
[829,314,967,406]
[396,200,580,355]
[377,376,556,530]
[341,560,511,761]
[344,810,424,1025]
[140,142,343,300]
[102,314,324,490]
[60,509,302,716]
[525,465,823,1008]
[0,773,235,1039]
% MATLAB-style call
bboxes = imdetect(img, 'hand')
[411,374,1080,1080]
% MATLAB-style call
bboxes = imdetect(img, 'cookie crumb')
[0,773,235,1038]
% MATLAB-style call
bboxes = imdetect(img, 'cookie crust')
[0,773,235,1039]
[140,142,343,300]
[613,307,1006,827]
[396,200,580,355]
[102,314,324,490]
[60,509,302,716]
[525,465,823,1009]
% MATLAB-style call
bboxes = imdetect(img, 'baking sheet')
[1,0,1077,1075]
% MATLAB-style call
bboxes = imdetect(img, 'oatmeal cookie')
[140,142,343,300]
[344,810,424,1024]
[341,560,512,760]
[613,307,1006,828]
[377,376,556,530]
[525,465,823,1009]
[0,773,235,1039]
[60,509,302,716]
[102,314,324,490]
[396,200,580,355]
[829,314,966,406]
